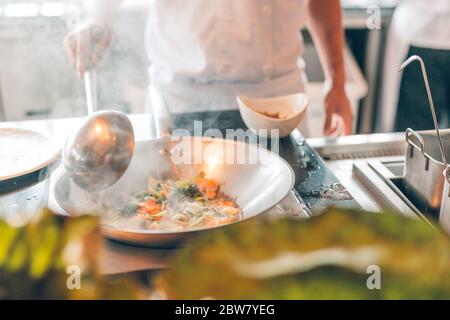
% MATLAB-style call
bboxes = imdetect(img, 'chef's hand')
[323,84,354,136]
[63,21,113,78]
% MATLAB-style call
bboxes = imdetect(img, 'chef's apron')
[145,71,309,138]
[146,68,309,135]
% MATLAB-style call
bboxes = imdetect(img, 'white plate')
[0,128,60,181]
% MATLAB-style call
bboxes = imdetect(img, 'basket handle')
[405,128,425,155]
[400,56,447,166]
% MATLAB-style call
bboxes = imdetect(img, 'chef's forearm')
[87,0,123,25]
[306,0,346,87]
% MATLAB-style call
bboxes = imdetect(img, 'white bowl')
[237,93,308,138]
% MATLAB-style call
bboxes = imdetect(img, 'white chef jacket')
[380,0,450,132]
[145,0,308,113]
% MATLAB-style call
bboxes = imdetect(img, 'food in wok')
[118,172,242,232]
[52,137,296,247]
[155,208,450,299]
[259,110,287,119]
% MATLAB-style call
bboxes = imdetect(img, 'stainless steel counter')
[307,132,406,212]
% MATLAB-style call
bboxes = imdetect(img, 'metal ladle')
[63,70,135,191]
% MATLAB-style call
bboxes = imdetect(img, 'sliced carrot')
[197,178,219,199]
[148,205,162,214]
[139,199,162,214]
[206,179,218,191]
[221,200,237,207]
[205,190,217,200]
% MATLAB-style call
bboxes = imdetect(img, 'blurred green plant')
[156,208,450,299]
[0,209,143,299]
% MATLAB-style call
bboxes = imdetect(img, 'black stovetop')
[172,109,360,212]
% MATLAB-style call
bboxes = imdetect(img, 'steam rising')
[0,0,148,121]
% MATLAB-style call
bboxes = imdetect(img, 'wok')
[50,137,295,247]
[50,88,295,248]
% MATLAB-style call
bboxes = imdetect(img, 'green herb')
[175,183,201,198]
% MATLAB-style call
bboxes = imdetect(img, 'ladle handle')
[149,85,172,138]
[399,55,447,166]
[84,69,98,115]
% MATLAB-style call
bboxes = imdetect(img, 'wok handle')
[405,128,425,155]
[149,85,172,138]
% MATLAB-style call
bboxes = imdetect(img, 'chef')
[64,0,353,136]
